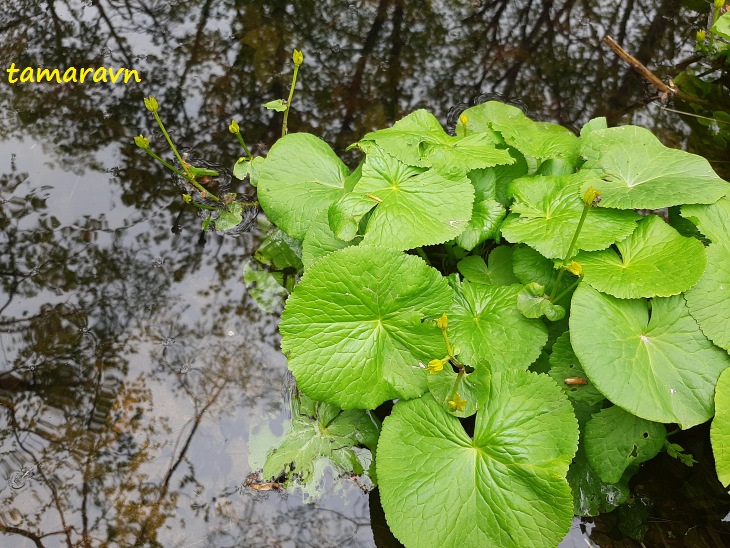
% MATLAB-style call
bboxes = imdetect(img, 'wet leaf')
[570,283,730,428]
[280,246,452,409]
[377,370,578,548]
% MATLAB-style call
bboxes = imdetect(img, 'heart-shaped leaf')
[301,209,354,269]
[517,282,566,321]
[280,245,452,409]
[685,244,730,351]
[257,133,350,239]
[377,370,578,548]
[580,125,729,209]
[570,283,730,428]
[577,214,707,298]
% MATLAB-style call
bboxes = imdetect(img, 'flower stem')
[550,201,590,301]
[236,133,253,160]
[281,63,301,137]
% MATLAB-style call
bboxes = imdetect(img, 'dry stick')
[602,35,715,110]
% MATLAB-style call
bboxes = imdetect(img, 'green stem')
[281,63,300,137]
[549,201,590,301]
[551,276,582,304]
[236,132,252,160]
[448,368,465,403]
[152,111,194,180]
[143,149,189,179]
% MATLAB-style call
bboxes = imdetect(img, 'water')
[1,1,729,546]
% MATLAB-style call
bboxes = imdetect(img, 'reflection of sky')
[1,0,729,546]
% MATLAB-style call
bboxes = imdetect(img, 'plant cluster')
[136,50,730,547]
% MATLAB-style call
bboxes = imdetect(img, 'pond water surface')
[1,1,730,546]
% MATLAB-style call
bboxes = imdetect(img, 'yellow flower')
[229,120,240,134]
[696,29,707,43]
[426,358,447,374]
[435,313,448,331]
[448,393,467,412]
[143,96,158,113]
[566,260,583,276]
[582,186,602,207]
[292,49,304,66]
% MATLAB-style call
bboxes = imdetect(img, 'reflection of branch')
[133,381,226,544]
[602,35,715,109]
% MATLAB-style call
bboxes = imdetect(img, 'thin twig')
[602,35,715,109]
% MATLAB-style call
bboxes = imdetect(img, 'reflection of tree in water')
[1,0,728,545]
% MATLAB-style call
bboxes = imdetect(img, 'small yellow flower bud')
[435,313,448,331]
[448,393,467,412]
[134,134,150,149]
[143,96,158,113]
[696,29,707,43]
[714,0,724,10]
[293,49,304,66]
[229,120,240,134]
[582,186,602,207]
[567,260,583,276]
[459,113,468,126]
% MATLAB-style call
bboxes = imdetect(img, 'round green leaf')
[455,199,505,251]
[580,125,729,209]
[584,406,666,484]
[570,283,730,428]
[501,172,640,259]
[449,281,547,370]
[711,367,730,488]
[577,214,707,298]
[685,243,730,351]
[377,370,578,548]
[512,244,576,299]
[353,148,475,250]
[280,246,452,409]
[257,133,350,239]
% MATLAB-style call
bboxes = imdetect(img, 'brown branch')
[602,35,714,109]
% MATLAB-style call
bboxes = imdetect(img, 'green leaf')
[357,109,454,166]
[711,367,730,488]
[577,214,707,298]
[457,246,520,285]
[257,133,350,239]
[685,243,730,351]
[449,281,548,370]
[187,165,219,178]
[457,101,581,165]
[263,98,288,111]
[328,192,378,241]
[426,132,515,174]
[301,209,354,270]
[512,244,576,299]
[352,148,475,250]
[455,199,505,250]
[681,197,730,245]
[377,370,578,548]
[580,125,729,209]
[712,12,730,40]
[254,227,303,272]
[517,282,566,321]
[548,332,605,405]
[570,283,730,428]
[242,261,289,313]
[500,172,640,259]
[260,391,380,501]
[232,157,251,180]
[427,360,490,418]
[215,202,243,231]
[567,439,631,517]
[280,246,452,409]
[584,406,666,484]
[467,153,529,207]
[580,117,608,138]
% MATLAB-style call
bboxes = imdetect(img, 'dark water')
[1,1,729,546]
